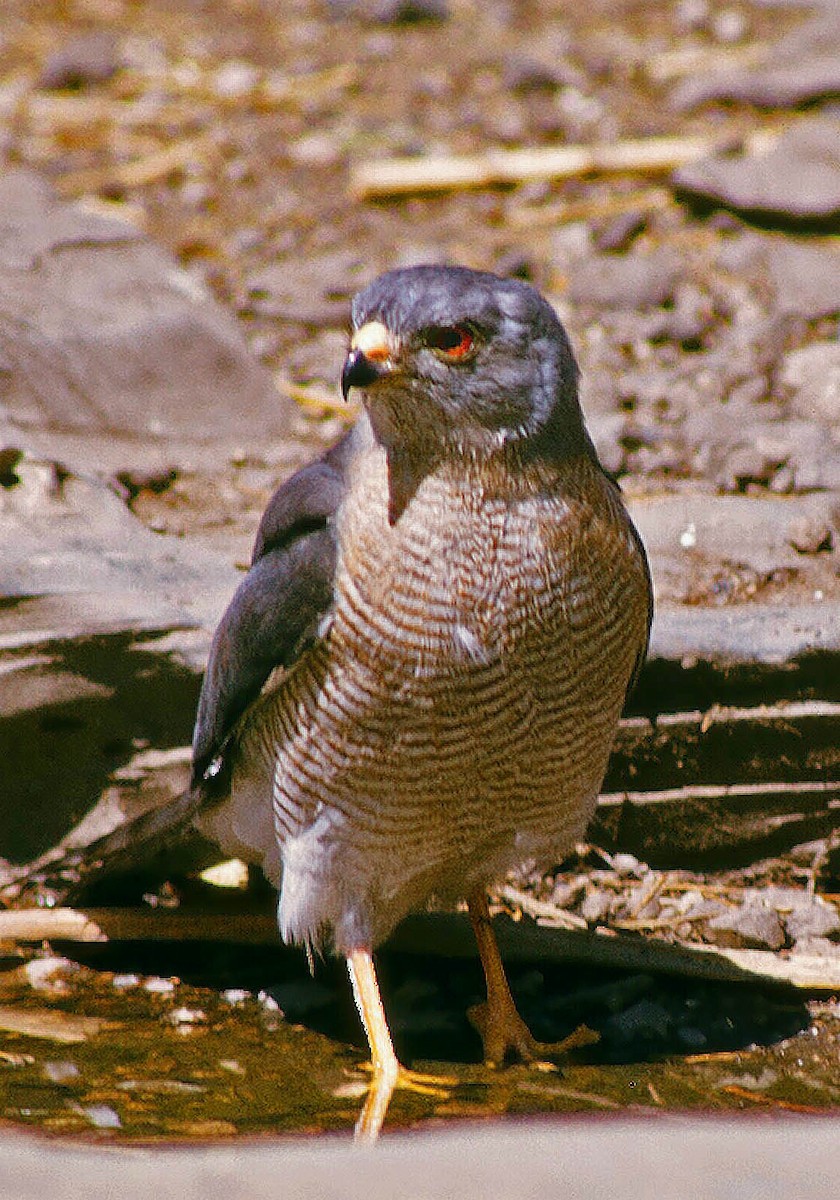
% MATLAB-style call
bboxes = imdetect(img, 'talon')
[468,893,599,1068]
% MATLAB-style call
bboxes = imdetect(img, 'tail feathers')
[4,785,216,905]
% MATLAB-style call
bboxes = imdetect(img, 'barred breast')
[230,440,649,955]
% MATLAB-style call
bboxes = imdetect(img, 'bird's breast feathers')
[332,439,643,680]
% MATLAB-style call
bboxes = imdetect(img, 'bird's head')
[341,265,589,521]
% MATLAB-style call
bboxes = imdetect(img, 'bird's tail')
[3,785,216,906]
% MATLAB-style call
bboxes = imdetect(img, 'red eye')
[426,324,476,359]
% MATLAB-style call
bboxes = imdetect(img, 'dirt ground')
[4,0,838,567]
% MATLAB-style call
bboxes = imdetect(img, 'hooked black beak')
[341,348,387,401]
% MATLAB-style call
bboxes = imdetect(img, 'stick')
[55,134,216,196]
[0,907,277,945]
[2,906,839,992]
[350,134,738,200]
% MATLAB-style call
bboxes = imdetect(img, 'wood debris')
[350,134,741,199]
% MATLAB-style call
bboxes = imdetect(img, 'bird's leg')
[346,949,451,1142]
[467,891,598,1067]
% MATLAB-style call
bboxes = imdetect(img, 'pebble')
[612,853,647,879]
[783,898,840,944]
[787,517,833,556]
[221,988,252,1007]
[603,999,671,1045]
[369,0,449,23]
[24,957,77,992]
[781,342,840,424]
[767,243,840,320]
[69,1102,121,1129]
[581,890,612,924]
[673,119,840,222]
[566,248,682,310]
[42,1061,80,1084]
[706,901,786,951]
[592,211,648,254]
[39,32,120,90]
[167,1007,207,1027]
[211,61,260,100]
[144,977,176,995]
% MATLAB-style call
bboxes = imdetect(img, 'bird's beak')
[341,320,393,401]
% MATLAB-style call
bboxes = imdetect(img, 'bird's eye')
[425,324,476,360]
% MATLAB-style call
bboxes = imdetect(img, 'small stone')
[787,517,833,556]
[370,0,449,22]
[167,1007,207,1027]
[612,853,646,879]
[43,1061,80,1084]
[70,1102,121,1129]
[603,999,671,1045]
[781,342,840,423]
[566,248,681,310]
[673,119,840,223]
[581,890,611,924]
[144,977,176,995]
[706,901,786,951]
[711,8,747,43]
[792,937,840,957]
[502,55,566,94]
[767,244,840,321]
[221,988,251,1007]
[784,898,840,943]
[593,211,648,254]
[24,957,77,991]
[39,32,120,90]
[674,0,710,34]
[211,60,260,100]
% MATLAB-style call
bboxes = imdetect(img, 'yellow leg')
[346,949,451,1142]
[467,892,598,1067]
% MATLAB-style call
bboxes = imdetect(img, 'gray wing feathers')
[191,433,351,783]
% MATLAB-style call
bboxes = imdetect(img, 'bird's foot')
[353,1061,455,1141]
[468,998,598,1068]
[356,1059,454,1096]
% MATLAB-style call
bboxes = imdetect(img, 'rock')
[602,999,672,1046]
[580,890,611,924]
[787,517,833,556]
[502,55,571,94]
[706,901,786,951]
[671,8,840,109]
[0,170,294,468]
[765,243,840,320]
[38,32,121,90]
[0,453,239,867]
[245,251,372,327]
[672,54,840,111]
[565,248,682,310]
[369,0,449,22]
[673,119,840,223]
[629,492,839,586]
[783,898,840,943]
[781,342,840,423]
[592,211,648,254]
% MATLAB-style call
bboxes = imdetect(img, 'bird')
[187,264,652,1138]
[31,264,651,1139]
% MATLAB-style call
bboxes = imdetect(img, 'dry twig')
[350,133,739,199]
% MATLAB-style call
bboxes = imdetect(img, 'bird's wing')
[192,430,353,783]
[7,432,355,902]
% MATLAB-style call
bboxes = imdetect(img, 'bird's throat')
[384,443,439,525]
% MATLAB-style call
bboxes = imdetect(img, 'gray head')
[342,265,586,459]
